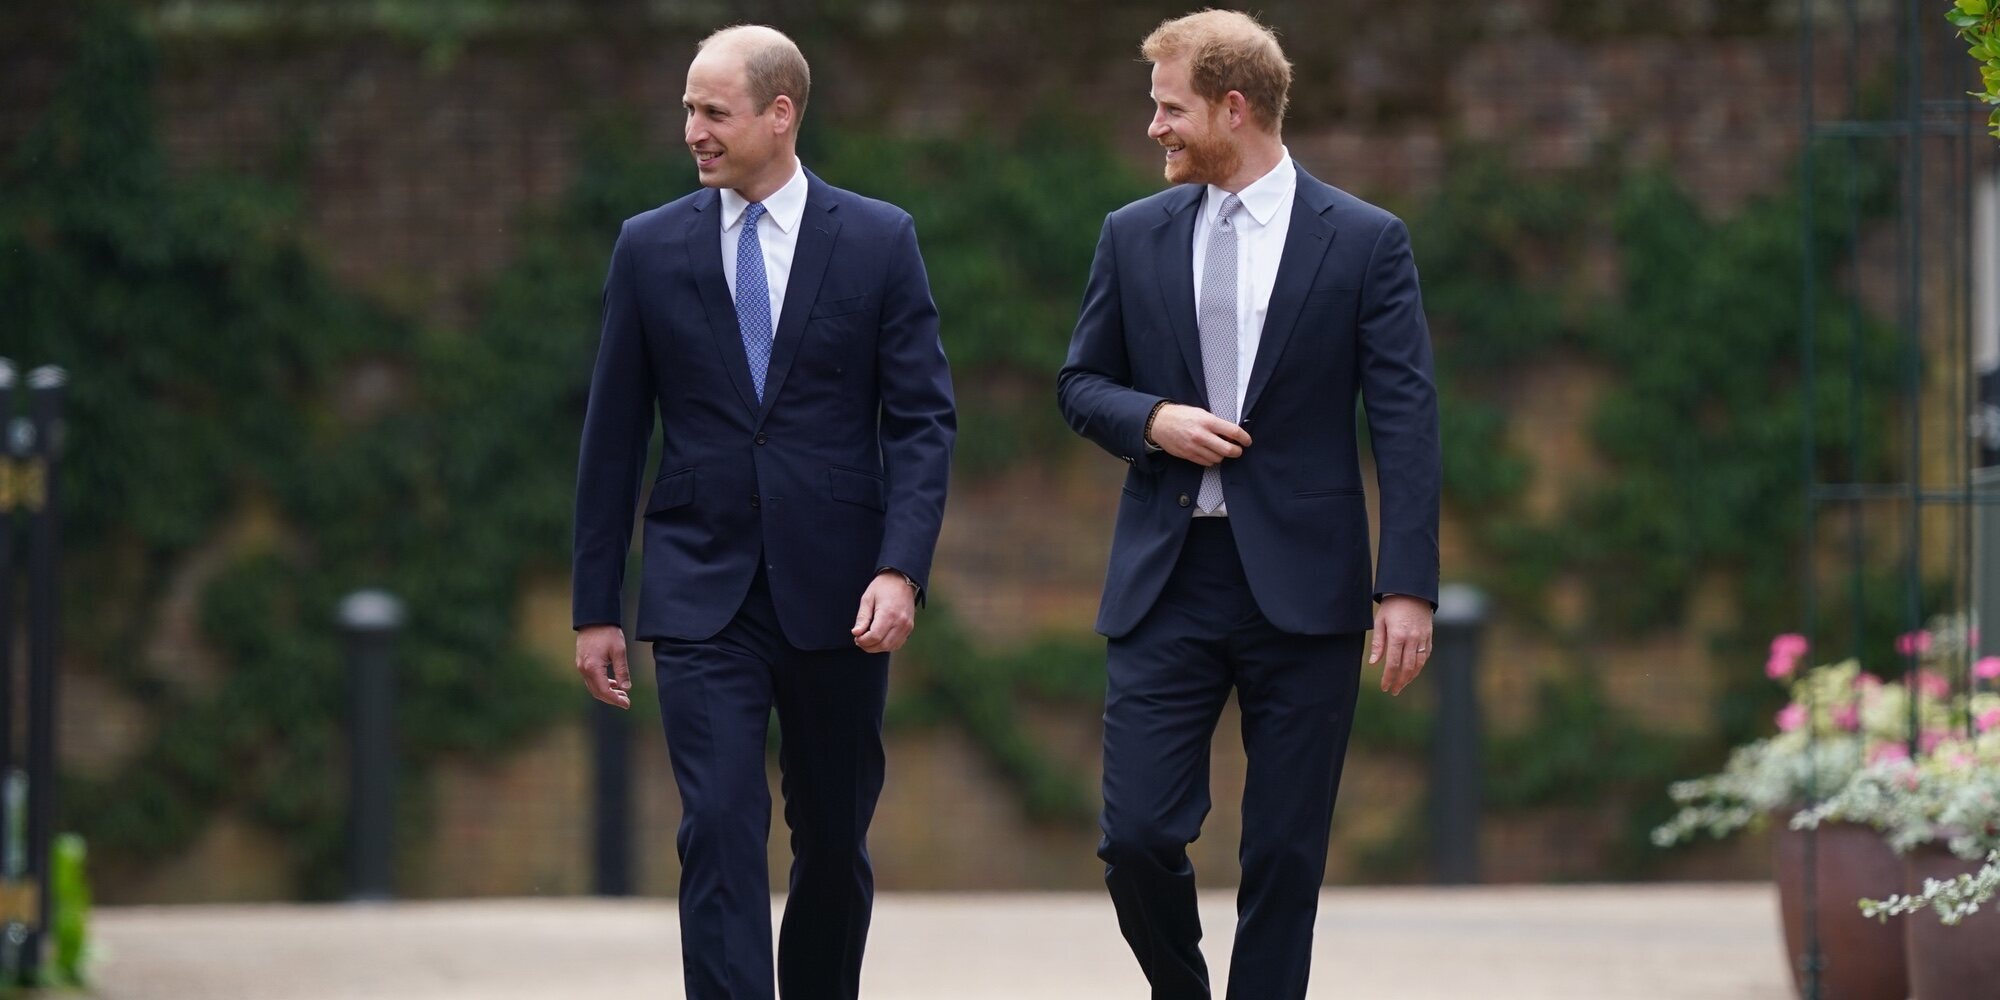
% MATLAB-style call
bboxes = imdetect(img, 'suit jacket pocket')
[646,468,696,514]
[1295,486,1363,499]
[829,465,887,511]
[809,293,875,320]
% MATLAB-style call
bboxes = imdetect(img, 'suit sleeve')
[571,221,656,630]
[1357,217,1442,608]
[1056,214,1168,472]
[874,213,957,601]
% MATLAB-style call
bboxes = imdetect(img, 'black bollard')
[337,589,405,902]
[1430,583,1489,885]
[20,366,65,980]
[591,575,642,896]
[0,360,19,979]
[0,359,16,888]
[590,698,632,896]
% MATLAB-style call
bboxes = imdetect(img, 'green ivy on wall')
[4,7,577,896]
[887,140,1909,873]
[5,5,1919,889]
[806,124,1157,473]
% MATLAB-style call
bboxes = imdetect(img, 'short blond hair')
[1141,10,1291,132]
[700,25,811,121]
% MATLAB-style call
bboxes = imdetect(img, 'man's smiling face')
[1147,55,1241,187]
[683,47,782,192]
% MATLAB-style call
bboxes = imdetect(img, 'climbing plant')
[5,4,1918,889]
[1950,0,2000,137]
[3,7,577,896]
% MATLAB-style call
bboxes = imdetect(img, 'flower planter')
[1903,847,2000,1000]
[1774,821,1908,1000]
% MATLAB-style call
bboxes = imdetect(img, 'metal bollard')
[590,698,632,896]
[19,367,66,980]
[1429,583,1489,885]
[0,359,16,892]
[0,360,20,981]
[591,574,643,896]
[337,589,405,902]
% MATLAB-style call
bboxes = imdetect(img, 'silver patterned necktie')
[736,201,773,401]
[1196,194,1242,513]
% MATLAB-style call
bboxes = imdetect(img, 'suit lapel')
[686,188,760,417]
[1240,168,1338,420]
[1149,186,1210,409]
[755,172,839,429]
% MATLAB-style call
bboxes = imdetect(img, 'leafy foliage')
[4,5,1913,889]
[1949,0,2000,137]
[4,7,576,895]
[809,122,1156,474]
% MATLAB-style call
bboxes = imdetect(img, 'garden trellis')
[1795,0,1999,996]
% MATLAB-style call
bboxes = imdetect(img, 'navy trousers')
[1098,519,1365,1000]
[652,569,888,1000]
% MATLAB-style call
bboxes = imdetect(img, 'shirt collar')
[721,158,808,234]
[1204,147,1294,228]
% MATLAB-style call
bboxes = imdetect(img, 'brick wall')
[1,1,1930,897]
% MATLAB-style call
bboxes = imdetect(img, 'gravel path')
[89,885,1792,999]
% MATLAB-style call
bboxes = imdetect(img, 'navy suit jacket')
[1057,164,1439,638]
[573,170,955,649]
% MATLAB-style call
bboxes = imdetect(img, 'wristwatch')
[878,567,921,594]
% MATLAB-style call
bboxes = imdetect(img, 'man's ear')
[1225,90,1249,130]
[770,94,796,135]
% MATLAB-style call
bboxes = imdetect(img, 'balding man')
[571,25,954,1000]
[1058,10,1439,999]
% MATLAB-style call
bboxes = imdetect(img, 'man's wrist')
[1143,399,1171,451]
[878,567,921,594]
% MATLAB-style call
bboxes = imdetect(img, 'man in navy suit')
[571,25,954,1000]
[1057,10,1440,999]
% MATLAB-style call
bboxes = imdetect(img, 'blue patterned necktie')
[1196,194,1242,513]
[736,201,773,401]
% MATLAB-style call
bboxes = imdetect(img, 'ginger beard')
[1161,111,1242,187]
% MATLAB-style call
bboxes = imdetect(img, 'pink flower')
[1897,631,1934,657]
[1918,670,1953,701]
[1776,703,1806,732]
[1832,705,1860,731]
[1976,657,2000,681]
[1977,708,2000,733]
[1870,742,1911,765]
[1765,634,1808,680]
[1853,672,1884,691]
[1921,729,1949,754]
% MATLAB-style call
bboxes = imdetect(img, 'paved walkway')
[89,885,1792,999]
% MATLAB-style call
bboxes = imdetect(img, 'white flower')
[1860,850,2000,926]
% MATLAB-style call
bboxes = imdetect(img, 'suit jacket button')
[1178,493,1191,507]
[750,495,760,509]
[754,433,768,445]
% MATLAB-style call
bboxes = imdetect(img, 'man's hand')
[576,624,632,709]
[1147,403,1251,467]
[1370,595,1434,697]
[852,570,918,653]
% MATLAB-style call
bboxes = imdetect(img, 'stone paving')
[88,885,1793,999]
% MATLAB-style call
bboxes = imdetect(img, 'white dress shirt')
[720,158,809,328]
[1191,150,1297,411]
[1189,151,1296,517]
